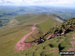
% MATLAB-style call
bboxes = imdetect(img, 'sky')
[0,0,75,6]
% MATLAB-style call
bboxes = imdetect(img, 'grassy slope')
[0,14,61,56]
[15,14,51,25]
[22,31,75,56]
[24,15,60,42]
[0,26,31,56]
[37,17,60,33]
[16,18,75,56]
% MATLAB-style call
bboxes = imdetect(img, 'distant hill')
[0,6,75,26]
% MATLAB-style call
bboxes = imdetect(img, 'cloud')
[0,0,75,6]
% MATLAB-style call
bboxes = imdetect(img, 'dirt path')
[46,34,54,40]
[15,24,36,51]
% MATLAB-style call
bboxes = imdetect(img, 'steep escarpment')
[18,18,75,56]
[0,14,75,56]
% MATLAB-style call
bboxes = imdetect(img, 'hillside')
[0,14,61,56]
[0,14,75,56]
[17,18,75,56]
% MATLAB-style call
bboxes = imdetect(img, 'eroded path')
[15,24,36,51]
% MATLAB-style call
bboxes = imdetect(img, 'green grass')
[0,26,31,56]
[37,17,60,33]
[1,14,72,56]
[15,14,51,25]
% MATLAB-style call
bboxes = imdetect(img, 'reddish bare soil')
[15,24,36,51]
[46,33,54,40]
